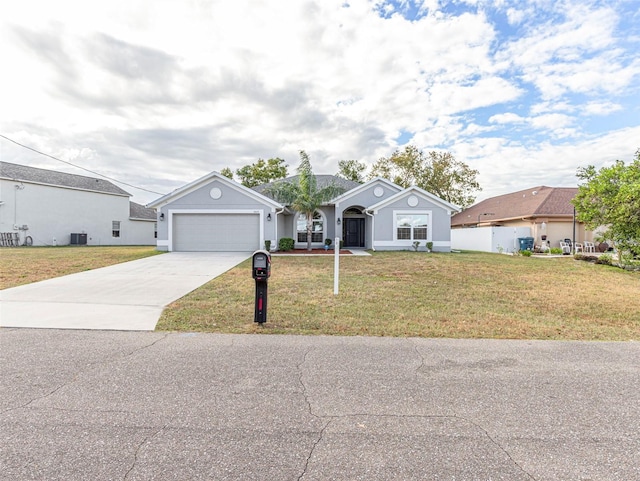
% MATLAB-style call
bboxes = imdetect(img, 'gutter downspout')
[274,207,285,250]
[365,209,375,251]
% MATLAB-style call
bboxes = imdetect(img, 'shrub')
[550,247,563,254]
[426,241,433,252]
[596,253,613,265]
[521,250,532,257]
[264,240,271,251]
[278,237,294,251]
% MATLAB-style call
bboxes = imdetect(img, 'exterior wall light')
[267,213,272,221]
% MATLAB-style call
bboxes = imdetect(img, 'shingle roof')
[130,201,156,220]
[0,161,130,196]
[252,175,361,199]
[451,186,578,226]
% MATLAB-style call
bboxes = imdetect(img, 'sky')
[1,0,639,206]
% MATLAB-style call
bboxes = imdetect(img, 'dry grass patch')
[0,246,163,289]
[158,251,640,340]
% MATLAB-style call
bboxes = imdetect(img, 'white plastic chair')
[560,241,571,254]
[584,241,595,253]
[574,242,583,253]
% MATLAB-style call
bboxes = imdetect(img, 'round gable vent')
[210,187,222,199]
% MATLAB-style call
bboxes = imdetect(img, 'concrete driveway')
[0,252,250,331]
[1,331,638,480]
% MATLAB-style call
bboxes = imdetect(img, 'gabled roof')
[451,186,578,227]
[330,177,402,204]
[0,161,130,196]
[367,185,460,213]
[130,201,156,221]
[253,175,361,200]
[147,171,283,209]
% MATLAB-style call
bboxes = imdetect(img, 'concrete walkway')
[0,252,250,330]
[1,331,638,480]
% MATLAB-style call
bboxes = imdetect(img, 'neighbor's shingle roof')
[0,161,131,196]
[252,175,361,199]
[451,186,578,226]
[130,201,156,220]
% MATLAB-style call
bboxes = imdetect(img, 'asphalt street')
[1,329,638,480]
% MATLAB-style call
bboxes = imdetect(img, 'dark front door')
[343,218,365,247]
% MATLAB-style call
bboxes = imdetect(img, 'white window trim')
[392,210,432,244]
[293,208,327,249]
[112,220,121,238]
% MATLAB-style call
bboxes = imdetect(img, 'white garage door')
[173,213,260,252]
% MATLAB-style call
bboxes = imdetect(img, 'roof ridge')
[0,161,131,196]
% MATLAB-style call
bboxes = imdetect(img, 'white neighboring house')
[0,161,157,246]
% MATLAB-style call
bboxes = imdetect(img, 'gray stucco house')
[0,162,157,246]
[148,171,459,252]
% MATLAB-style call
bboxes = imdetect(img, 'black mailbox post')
[252,250,271,324]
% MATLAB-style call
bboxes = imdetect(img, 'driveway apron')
[0,252,250,331]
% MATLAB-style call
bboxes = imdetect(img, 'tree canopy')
[219,167,234,179]
[265,151,346,250]
[369,145,481,208]
[235,157,288,187]
[572,149,640,257]
[336,159,367,183]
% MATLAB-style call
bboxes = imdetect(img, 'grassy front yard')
[158,251,640,341]
[0,246,163,289]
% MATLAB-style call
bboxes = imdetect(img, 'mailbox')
[252,250,271,281]
[252,250,271,324]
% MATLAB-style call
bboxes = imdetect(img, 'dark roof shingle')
[252,175,361,199]
[129,201,156,220]
[0,161,130,196]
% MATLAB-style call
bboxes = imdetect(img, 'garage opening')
[173,213,260,251]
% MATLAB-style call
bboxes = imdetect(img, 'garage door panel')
[173,214,259,252]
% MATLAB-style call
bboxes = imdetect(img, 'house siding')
[154,178,277,252]
[371,195,453,251]
[0,178,155,246]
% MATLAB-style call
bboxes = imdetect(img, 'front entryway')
[343,217,365,247]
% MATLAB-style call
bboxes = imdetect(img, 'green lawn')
[157,251,640,341]
[0,246,163,289]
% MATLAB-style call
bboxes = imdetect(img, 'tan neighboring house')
[451,186,594,252]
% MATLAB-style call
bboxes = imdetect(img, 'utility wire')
[0,134,166,196]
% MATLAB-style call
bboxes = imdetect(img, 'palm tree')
[266,151,346,251]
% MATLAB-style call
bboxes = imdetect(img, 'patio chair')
[584,241,595,253]
[559,241,571,255]
[574,242,583,253]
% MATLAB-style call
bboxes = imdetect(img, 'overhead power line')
[0,134,166,196]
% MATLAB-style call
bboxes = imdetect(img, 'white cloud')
[0,0,638,206]
[582,101,623,116]
[489,113,526,124]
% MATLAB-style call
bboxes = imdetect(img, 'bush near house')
[278,238,295,251]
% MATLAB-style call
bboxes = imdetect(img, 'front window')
[396,214,428,241]
[297,212,323,243]
[112,221,121,238]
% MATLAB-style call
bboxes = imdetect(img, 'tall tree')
[236,157,288,187]
[369,145,481,208]
[572,150,640,258]
[265,151,346,250]
[336,159,367,183]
